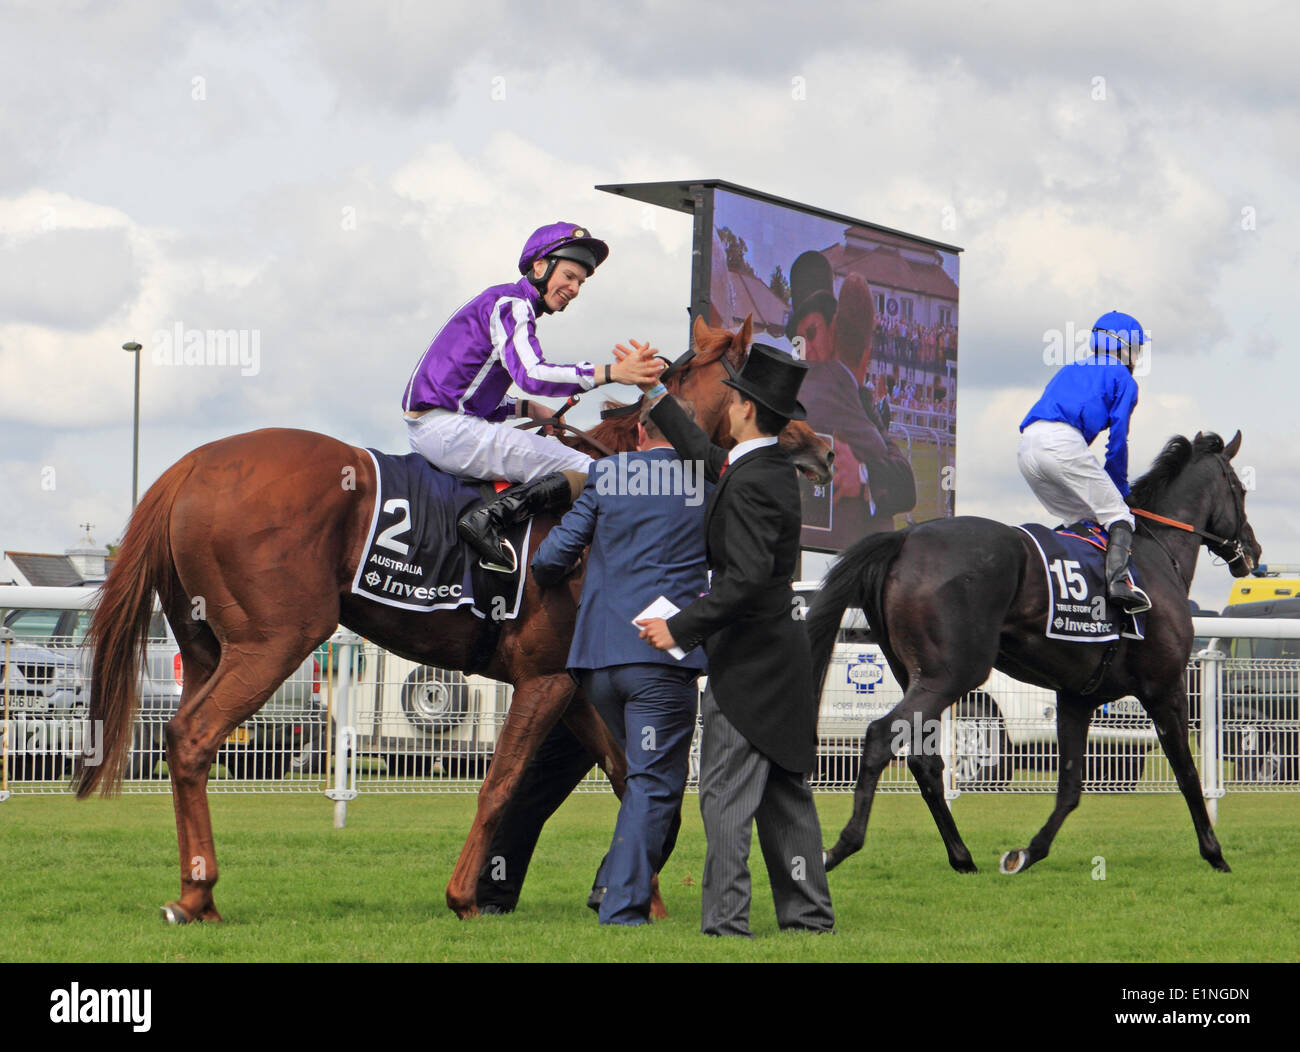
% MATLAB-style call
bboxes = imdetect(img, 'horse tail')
[73,458,193,799]
[806,529,910,698]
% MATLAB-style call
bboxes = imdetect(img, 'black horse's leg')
[824,717,890,871]
[825,686,957,871]
[1000,693,1090,874]
[1145,687,1230,872]
[906,752,977,873]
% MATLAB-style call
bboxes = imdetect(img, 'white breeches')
[406,408,593,484]
[1017,420,1134,529]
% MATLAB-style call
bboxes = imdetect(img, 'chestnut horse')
[805,431,1260,876]
[73,316,832,922]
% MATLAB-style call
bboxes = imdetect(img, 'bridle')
[1132,453,1251,569]
[596,342,741,421]
[515,343,741,457]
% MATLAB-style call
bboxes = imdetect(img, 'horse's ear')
[692,313,708,352]
[740,314,753,350]
[1193,431,1203,446]
[1224,430,1242,459]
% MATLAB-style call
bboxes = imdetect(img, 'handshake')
[612,339,664,391]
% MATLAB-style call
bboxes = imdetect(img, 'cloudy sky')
[3,0,1297,610]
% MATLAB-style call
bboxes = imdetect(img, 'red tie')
[719,456,731,477]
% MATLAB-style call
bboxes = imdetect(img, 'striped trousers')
[697,687,835,937]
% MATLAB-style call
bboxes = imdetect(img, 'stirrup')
[477,537,518,576]
[1110,581,1152,616]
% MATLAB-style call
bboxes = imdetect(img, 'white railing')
[3,591,1298,827]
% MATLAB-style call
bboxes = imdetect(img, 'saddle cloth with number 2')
[350,450,530,620]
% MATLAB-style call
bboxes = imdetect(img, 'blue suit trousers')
[583,663,699,926]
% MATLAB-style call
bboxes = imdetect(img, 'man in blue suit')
[530,396,710,926]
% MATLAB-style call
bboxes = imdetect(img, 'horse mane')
[1128,432,1225,508]
[585,406,640,453]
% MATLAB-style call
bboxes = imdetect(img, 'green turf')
[0,791,1296,962]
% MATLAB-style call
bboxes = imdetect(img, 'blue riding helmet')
[517,222,610,277]
[1090,310,1146,355]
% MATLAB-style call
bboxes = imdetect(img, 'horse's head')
[1198,430,1262,576]
[1129,430,1261,576]
[675,315,833,485]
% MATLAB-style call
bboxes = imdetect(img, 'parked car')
[1,592,323,780]
[1215,596,1300,783]
[796,585,1159,791]
[0,634,83,780]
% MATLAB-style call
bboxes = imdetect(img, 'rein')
[518,341,738,457]
[1131,508,1235,547]
[515,415,616,457]
[599,347,699,421]
[513,349,694,457]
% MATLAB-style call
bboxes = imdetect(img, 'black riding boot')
[1104,521,1152,615]
[458,472,574,573]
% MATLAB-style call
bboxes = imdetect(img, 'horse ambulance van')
[342,648,506,780]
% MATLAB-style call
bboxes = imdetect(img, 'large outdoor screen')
[706,187,959,552]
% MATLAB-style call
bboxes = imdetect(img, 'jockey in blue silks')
[403,221,662,571]
[1018,310,1151,613]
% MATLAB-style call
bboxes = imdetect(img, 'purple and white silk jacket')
[402,277,596,421]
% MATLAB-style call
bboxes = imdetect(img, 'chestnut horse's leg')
[162,640,321,923]
[559,693,626,795]
[999,693,1091,875]
[446,673,581,918]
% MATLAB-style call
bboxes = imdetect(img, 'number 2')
[376,498,412,556]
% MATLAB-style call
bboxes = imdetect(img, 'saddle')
[350,450,530,626]
[1015,521,1146,643]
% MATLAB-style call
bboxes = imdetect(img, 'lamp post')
[122,341,142,509]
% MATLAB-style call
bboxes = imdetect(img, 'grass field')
[1,790,1297,963]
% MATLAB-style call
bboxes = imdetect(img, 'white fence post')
[326,629,363,827]
[1,627,12,803]
[940,707,957,805]
[1198,643,1226,825]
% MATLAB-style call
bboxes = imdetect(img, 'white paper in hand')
[634,595,687,661]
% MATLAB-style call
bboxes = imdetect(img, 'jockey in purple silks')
[403,221,662,572]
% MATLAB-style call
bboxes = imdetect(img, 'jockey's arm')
[497,301,661,397]
[1103,374,1139,497]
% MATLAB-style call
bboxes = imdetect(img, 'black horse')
[807,431,1261,875]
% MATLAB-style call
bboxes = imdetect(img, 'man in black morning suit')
[636,343,835,937]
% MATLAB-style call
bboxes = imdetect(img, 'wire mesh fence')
[2,636,1298,799]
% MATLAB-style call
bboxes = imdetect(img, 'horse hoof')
[160,902,191,925]
[999,850,1027,875]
